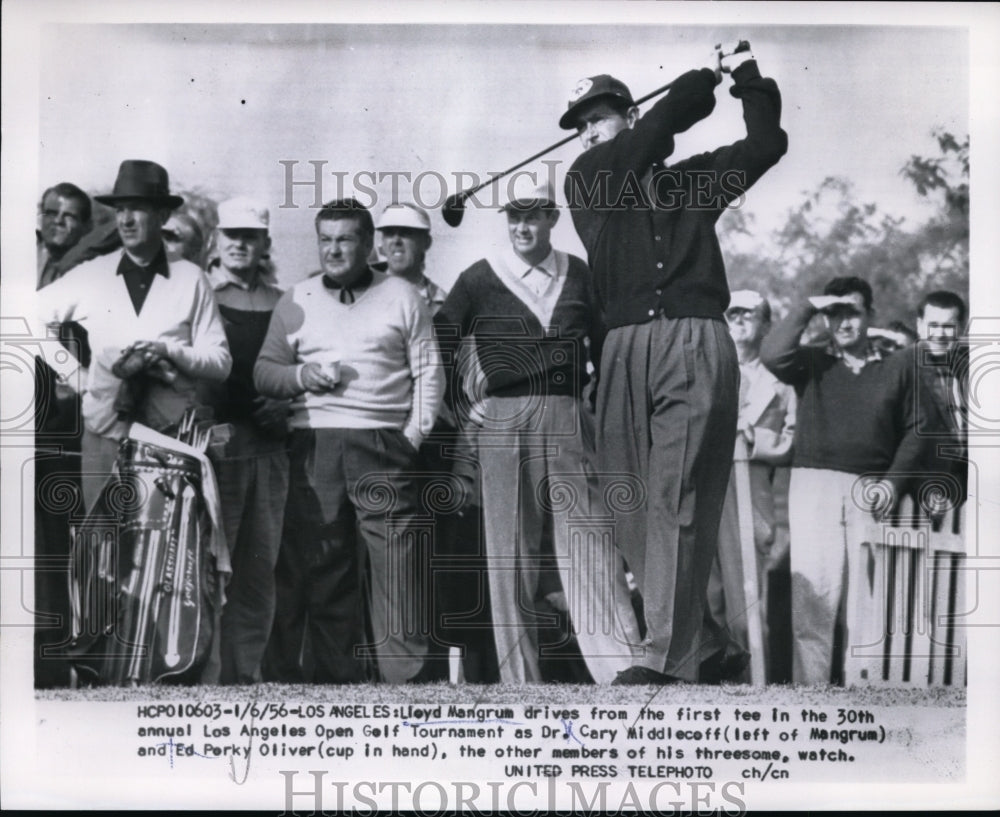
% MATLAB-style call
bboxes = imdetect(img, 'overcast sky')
[28,12,975,291]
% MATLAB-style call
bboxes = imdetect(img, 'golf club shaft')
[460,77,677,201]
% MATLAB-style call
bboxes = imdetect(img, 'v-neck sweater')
[433,253,601,404]
[253,270,443,443]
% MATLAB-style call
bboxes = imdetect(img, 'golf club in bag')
[67,421,229,686]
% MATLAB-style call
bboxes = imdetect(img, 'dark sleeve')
[432,271,472,413]
[565,68,719,261]
[760,301,817,386]
[565,68,718,202]
[886,353,949,495]
[660,60,788,210]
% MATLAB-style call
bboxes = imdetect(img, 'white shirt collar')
[209,262,258,292]
[505,244,558,279]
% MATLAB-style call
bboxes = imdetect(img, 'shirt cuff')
[403,427,423,451]
[295,363,307,391]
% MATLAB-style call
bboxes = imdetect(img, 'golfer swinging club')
[562,41,788,684]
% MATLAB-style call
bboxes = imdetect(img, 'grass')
[38,681,966,708]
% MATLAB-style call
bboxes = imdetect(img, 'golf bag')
[68,424,227,685]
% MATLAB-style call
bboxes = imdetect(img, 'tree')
[721,130,969,327]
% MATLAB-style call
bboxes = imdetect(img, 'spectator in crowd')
[34,181,93,688]
[562,43,787,684]
[37,182,93,288]
[703,290,795,683]
[434,178,640,684]
[760,276,941,685]
[914,290,969,508]
[163,211,207,266]
[255,198,443,684]
[199,197,290,685]
[373,201,491,682]
[36,159,232,511]
[375,202,447,313]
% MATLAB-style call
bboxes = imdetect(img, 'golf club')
[441,40,750,228]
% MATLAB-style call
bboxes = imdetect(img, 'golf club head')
[442,192,468,228]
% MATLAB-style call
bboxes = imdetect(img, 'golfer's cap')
[727,290,767,313]
[217,196,269,231]
[500,177,557,212]
[559,74,635,130]
[376,202,431,232]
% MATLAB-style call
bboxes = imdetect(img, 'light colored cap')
[217,196,270,230]
[727,289,767,312]
[500,176,557,211]
[376,202,431,232]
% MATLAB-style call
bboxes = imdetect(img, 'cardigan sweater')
[564,61,788,329]
[760,301,941,493]
[253,270,443,446]
[37,248,231,438]
[433,252,602,407]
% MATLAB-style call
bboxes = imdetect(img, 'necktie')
[323,269,373,304]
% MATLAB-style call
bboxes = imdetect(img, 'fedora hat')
[94,160,184,209]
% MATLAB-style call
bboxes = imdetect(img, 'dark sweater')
[433,255,602,406]
[760,302,940,493]
[564,61,787,329]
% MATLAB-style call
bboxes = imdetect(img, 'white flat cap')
[728,289,767,312]
[376,202,431,232]
[500,176,557,211]
[217,196,270,230]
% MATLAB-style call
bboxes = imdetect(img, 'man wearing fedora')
[199,196,290,684]
[37,159,231,511]
[561,44,788,684]
[434,177,640,684]
[255,198,443,684]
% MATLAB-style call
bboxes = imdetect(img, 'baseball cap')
[217,196,270,230]
[500,177,557,212]
[559,74,635,130]
[376,202,431,232]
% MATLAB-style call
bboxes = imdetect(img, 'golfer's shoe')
[718,648,752,682]
[610,666,684,686]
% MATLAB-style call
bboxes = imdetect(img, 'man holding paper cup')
[254,198,443,684]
